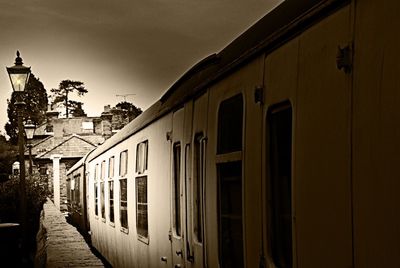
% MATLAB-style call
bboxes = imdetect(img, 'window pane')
[136,176,148,238]
[268,104,293,268]
[120,151,128,177]
[218,161,243,268]
[95,182,98,216]
[75,175,80,211]
[217,94,243,154]
[95,164,99,181]
[101,161,106,180]
[136,141,148,174]
[193,134,204,242]
[120,178,128,228]
[101,182,105,219]
[120,203,128,229]
[173,143,181,236]
[109,156,115,178]
[109,180,114,223]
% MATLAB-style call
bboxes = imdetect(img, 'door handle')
[176,250,183,256]
[174,265,181,268]
[161,256,167,262]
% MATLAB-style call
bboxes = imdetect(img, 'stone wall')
[35,199,104,267]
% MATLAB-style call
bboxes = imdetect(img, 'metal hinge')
[336,43,353,74]
[166,131,173,141]
[168,229,172,241]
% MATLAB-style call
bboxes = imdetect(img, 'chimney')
[93,118,102,135]
[101,109,113,139]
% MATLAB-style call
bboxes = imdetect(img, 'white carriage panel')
[98,150,118,267]
[353,1,400,266]
[206,57,264,268]
[132,114,173,268]
[264,37,299,268]
[87,160,102,253]
[295,5,352,267]
[113,141,135,267]
[170,108,186,268]
[186,92,208,268]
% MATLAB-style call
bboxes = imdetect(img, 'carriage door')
[171,108,186,268]
[263,5,352,268]
[185,93,208,268]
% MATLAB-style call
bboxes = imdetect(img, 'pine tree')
[50,80,88,118]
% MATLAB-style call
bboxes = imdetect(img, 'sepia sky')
[0,0,283,135]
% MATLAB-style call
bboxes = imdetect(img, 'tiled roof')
[32,134,104,159]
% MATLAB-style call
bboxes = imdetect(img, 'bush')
[0,173,49,260]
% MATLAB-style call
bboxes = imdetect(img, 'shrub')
[0,173,49,259]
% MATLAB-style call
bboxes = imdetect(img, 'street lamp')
[6,51,31,93]
[24,120,35,176]
[6,50,31,258]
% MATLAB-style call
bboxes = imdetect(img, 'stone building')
[25,107,114,211]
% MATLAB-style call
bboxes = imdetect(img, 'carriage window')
[67,178,71,204]
[194,133,205,243]
[268,103,292,268]
[217,93,243,268]
[109,156,115,223]
[119,150,129,230]
[109,180,114,223]
[120,178,128,230]
[173,143,181,236]
[120,150,128,177]
[94,164,99,216]
[218,162,243,268]
[75,174,80,212]
[136,176,148,240]
[109,156,115,178]
[217,94,243,154]
[101,161,106,219]
[136,141,148,174]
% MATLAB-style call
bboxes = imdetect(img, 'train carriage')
[67,0,400,267]
[66,152,92,238]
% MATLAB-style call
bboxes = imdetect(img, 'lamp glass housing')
[7,68,30,92]
[6,51,31,92]
[24,122,35,140]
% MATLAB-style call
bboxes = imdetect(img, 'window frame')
[193,133,206,244]
[173,142,182,237]
[136,175,149,243]
[94,163,99,218]
[267,102,293,268]
[100,160,106,221]
[108,156,115,226]
[216,93,244,268]
[119,150,129,233]
[135,140,149,244]
[136,140,148,175]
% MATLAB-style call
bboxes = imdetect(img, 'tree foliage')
[69,100,87,117]
[0,173,49,258]
[0,134,17,181]
[112,101,142,129]
[5,73,48,145]
[115,101,142,119]
[50,80,88,118]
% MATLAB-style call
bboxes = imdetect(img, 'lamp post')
[6,50,31,257]
[24,120,35,176]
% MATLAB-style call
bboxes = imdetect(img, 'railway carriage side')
[82,0,400,267]
[87,114,173,267]
[66,158,90,238]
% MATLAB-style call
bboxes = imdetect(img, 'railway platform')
[35,199,104,267]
